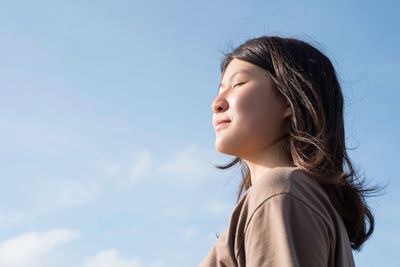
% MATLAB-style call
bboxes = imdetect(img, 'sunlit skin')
[211,58,295,185]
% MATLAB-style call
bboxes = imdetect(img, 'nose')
[211,94,229,114]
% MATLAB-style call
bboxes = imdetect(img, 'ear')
[282,100,292,119]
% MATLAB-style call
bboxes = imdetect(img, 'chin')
[215,139,240,156]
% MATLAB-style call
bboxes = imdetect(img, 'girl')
[199,36,375,267]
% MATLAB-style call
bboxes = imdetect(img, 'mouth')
[215,120,231,132]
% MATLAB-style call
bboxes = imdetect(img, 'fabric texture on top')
[198,166,355,267]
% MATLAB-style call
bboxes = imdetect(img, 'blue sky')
[0,0,399,266]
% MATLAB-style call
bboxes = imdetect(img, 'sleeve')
[198,228,237,267]
[242,193,331,267]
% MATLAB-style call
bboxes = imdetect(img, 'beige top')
[198,166,355,267]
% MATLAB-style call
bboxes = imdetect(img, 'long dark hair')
[216,36,379,251]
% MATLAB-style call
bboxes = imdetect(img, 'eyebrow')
[218,70,251,89]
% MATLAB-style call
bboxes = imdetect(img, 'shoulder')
[245,166,332,223]
[245,166,300,209]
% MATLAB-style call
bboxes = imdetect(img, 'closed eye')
[233,82,246,88]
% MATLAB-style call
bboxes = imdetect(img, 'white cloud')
[204,199,233,215]
[95,144,216,188]
[94,149,153,188]
[52,179,101,208]
[0,230,165,267]
[148,259,166,267]
[157,144,214,184]
[180,227,199,241]
[0,228,78,267]
[82,249,141,267]
[164,202,191,217]
[82,249,167,267]
[0,179,100,227]
[0,144,214,228]
[126,149,153,186]
[28,178,101,213]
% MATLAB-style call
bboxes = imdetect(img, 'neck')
[242,136,295,185]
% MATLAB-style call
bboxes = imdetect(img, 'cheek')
[236,90,272,121]
[235,91,283,139]
[215,87,286,156]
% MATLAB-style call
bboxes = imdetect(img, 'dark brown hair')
[216,36,379,251]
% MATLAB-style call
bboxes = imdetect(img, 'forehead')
[219,59,271,92]
[222,58,266,79]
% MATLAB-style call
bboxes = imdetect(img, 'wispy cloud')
[96,143,217,188]
[0,230,166,267]
[126,149,153,187]
[93,149,153,188]
[180,227,199,241]
[0,143,219,229]
[39,178,101,209]
[82,249,167,267]
[203,198,233,215]
[157,143,215,184]
[82,249,141,267]
[0,228,78,267]
[164,202,192,217]
[0,178,101,228]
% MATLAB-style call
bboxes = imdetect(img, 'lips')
[214,119,231,132]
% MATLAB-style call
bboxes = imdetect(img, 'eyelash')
[232,82,246,88]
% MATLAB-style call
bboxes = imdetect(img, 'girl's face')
[211,58,291,158]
